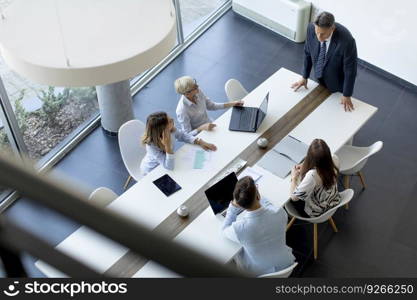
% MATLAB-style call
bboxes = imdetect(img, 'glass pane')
[0,56,99,162]
[130,29,181,87]
[179,0,227,37]
[0,126,13,197]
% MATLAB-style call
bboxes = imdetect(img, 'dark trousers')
[290,200,310,218]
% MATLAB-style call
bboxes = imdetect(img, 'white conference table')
[35,69,377,277]
[134,92,378,277]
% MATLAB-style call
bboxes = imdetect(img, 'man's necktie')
[315,41,327,79]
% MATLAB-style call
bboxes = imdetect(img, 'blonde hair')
[141,112,169,150]
[174,76,196,94]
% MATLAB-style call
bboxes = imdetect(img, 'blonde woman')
[175,76,243,135]
[140,112,217,176]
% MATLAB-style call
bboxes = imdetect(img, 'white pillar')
[96,80,134,135]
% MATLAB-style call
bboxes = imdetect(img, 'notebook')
[257,135,308,178]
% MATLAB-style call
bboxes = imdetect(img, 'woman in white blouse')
[289,139,341,217]
[140,112,217,176]
[174,76,243,136]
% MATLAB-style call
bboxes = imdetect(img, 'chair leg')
[343,175,350,189]
[343,175,350,209]
[329,217,338,232]
[123,175,132,190]
[313,223,318,260]
[286,217,296,232]
[358,171,366,189]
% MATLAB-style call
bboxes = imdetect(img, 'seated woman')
[174,76,243,135]
[289,139,341,218]
[140,112,217,176]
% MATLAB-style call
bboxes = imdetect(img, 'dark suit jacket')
[302,22,357,97]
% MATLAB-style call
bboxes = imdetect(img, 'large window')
[179,0,228,37]
[0,56,99,161]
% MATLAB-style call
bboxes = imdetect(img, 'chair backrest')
[224,78,248,102]
[89,187,118,207]
[285,189,354,223]
[317,189,354,220]
[258,262,298,278]
[345,141,383,173]
[118,119,147,181]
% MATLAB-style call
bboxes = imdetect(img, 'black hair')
[314,11,335,28]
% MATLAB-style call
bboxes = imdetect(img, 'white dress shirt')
[222,198,295,276]
[140,129,196,176]
[176,90,225,136]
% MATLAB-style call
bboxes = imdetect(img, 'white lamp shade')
[0,0,177,86]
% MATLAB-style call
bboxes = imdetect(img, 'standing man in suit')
[291,12,357,112]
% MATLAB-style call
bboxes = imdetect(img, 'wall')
[309,0,417,86]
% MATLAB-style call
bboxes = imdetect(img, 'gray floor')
[4,9,417,277]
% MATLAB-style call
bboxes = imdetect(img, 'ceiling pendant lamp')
[0,0,177,87]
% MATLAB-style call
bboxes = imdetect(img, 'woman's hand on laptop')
[225,100,244,108]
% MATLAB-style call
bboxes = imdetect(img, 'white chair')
[336,141,383,190]
[258,262,298,278]
[88,187,118,207]
[118,119,147,189]
[224,78,248,102]
[285,189,354,260]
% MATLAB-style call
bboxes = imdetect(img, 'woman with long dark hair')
[140,112,216,176]
[289,139,340,217]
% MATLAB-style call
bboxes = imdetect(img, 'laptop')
[229,92,269,132]
[204,172,243,217]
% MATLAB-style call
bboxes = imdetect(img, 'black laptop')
[229,92,269,132]
[205,172,243,217]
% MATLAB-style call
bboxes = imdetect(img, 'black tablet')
[153,174,182,197]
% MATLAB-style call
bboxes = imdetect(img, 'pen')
[289,135,302,143]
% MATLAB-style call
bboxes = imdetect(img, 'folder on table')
[257,135,308,179]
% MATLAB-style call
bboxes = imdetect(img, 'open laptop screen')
[256,92,269,129]
[205,172,238,215]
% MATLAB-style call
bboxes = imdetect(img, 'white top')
[222,198,295,276]
[176,91,225,136]
[140,129,196,176]
[292,169,340,217]
[292,154,340,217]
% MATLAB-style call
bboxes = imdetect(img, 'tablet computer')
[153,174,182,197]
